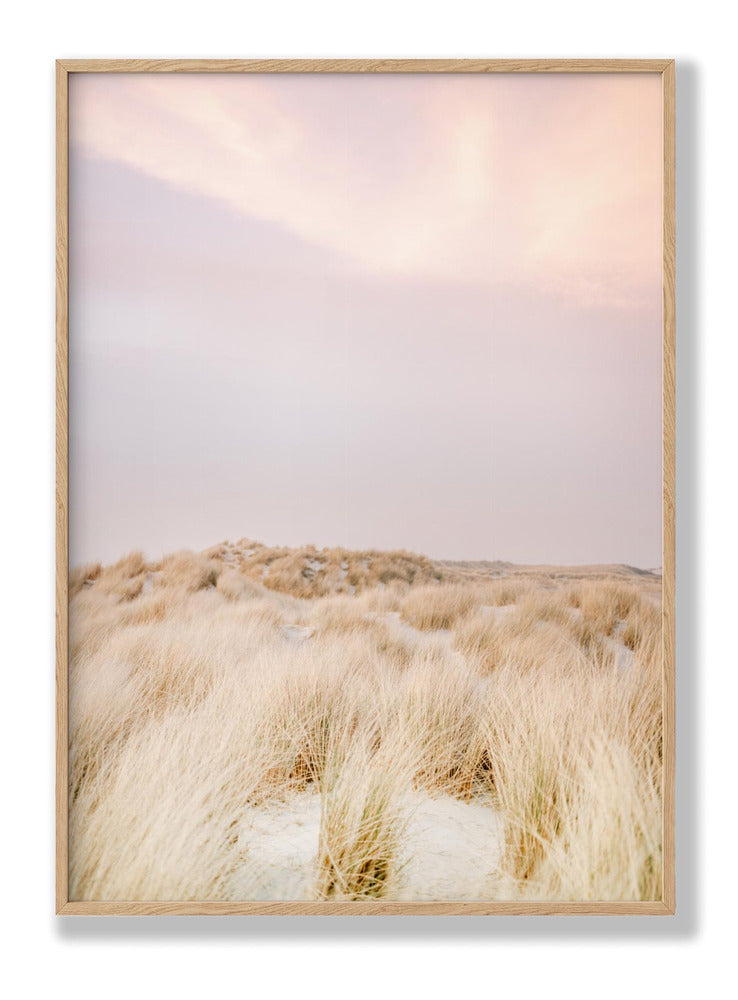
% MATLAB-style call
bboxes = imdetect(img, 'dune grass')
[316,735,412,899]
[68,543,663,902]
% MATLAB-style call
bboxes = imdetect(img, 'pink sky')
[69,72,663,567]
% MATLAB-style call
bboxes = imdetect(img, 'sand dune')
[68,540,663,902]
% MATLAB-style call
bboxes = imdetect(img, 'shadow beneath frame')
[55,61,701,944]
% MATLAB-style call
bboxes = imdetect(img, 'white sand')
[280,624,316,643]
[302,557,325,580]
[366,610,452,650]
[607,621,636,673]
[565,607,636,673]
[370,611,469,670]
[230,788,503,901]
[232,792,323,900]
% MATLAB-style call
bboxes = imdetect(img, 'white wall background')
[0,2,732,997]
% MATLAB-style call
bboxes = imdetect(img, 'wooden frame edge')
[55,57,676,917]
[58,900,674,916]
[55,58,674,74]
[56,60,70,916]
[661,58,676,917]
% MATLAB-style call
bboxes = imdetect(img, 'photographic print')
[57,61,674,914]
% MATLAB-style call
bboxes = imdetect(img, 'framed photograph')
[56,59,675,915]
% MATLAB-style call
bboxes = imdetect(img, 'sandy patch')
[396,792,503,900]
[365,611,463,664]
[607,621,636,672]
[230,789,502,901]
[302,558,325,581]
[280,624,315,643]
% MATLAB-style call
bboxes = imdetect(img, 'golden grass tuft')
[316,738,410,900]
[401,583,478,630]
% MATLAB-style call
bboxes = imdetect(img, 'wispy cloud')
[70,72,661,306]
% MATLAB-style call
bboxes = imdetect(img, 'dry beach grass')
[68,541,663,902]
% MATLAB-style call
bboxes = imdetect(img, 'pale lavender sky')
[69,72,663,568]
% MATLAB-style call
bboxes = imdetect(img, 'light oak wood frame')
[56,58,676,916]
